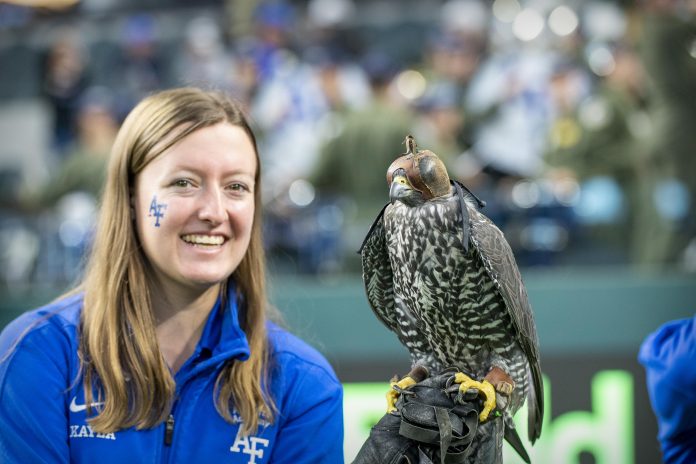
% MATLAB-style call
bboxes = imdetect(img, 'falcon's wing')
[360,205,436,370]
[359,205,399,333]
[466,199,544,443]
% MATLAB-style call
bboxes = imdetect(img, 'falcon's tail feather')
[527,360,544,443]
[504,418,531,464]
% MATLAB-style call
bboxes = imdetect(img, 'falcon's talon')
[454,372,497,422]
[386,376,417,413]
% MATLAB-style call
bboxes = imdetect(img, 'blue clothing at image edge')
[639,314,696,464]
[0,290,344,463]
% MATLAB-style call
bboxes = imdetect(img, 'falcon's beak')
[389,180,408,204]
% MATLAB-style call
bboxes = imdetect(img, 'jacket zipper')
[164,414,175,446]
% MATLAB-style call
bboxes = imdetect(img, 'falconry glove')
[353,369,483,464]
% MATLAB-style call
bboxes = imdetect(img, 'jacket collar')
[179,283,251,384]
[214,282,251,359]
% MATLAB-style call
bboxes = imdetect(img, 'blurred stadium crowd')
[0,0,694,289]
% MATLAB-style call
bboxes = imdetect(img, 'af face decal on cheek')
[148,195,168,227]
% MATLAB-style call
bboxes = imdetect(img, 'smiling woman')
[0,88,344,463]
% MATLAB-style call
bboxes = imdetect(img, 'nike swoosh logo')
[69,397,103,413]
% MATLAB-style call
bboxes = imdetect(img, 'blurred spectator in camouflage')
[544,45,656,265]
[21,87,117,211]
[637,0,696,268]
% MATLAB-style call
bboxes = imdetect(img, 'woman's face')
[133,122,257,295]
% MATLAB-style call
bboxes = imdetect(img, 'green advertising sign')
[343,370,634,464]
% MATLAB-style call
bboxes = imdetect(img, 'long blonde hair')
[80,87,273,435]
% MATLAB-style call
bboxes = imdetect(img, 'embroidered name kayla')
[69,425,116,441]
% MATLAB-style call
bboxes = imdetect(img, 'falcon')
[359,135,543,463]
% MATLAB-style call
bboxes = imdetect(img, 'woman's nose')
[198,188,226,224]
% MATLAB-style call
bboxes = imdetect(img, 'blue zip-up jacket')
[638,314,696,464]
[0,291,344,463]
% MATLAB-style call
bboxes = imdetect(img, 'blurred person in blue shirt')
[639,314,696,464]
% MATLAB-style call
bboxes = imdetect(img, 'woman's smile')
[181,234,227,247]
